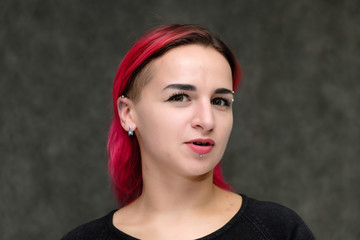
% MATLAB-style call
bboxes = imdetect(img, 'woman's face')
[130,44,234,179]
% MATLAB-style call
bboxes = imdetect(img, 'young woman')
[63,24,315,240]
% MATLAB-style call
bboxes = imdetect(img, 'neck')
[135,169,218,215]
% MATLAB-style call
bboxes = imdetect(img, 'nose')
[191,99,215,132]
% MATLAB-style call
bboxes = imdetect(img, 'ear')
[117,96,137,132]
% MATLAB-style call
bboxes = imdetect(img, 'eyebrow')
[214,88,235,95]
[162,84,234,95]
[162,84,196,91]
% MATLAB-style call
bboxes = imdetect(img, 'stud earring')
[128,125,133,136]
[121,95,125,99]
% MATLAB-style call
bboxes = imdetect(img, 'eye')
[211,97,231,107]
[166,92,190,103]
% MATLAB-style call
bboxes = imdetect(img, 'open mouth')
[192,142,212,146]
[185,139,215,155]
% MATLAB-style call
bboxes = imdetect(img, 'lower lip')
[186,143,214,155]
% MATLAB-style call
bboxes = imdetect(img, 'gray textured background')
[1,0,359,239]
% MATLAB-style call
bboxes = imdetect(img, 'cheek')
[227,114,233,135]
[137,109,161,136]
[217,113,233,143]
[162,109,191,141]
[136,105,186,142]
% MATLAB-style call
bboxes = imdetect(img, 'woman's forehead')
[149,45,232,88]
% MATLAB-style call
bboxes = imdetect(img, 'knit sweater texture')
[62,194,315,240]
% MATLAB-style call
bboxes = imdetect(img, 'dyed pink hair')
[108,24,243,206]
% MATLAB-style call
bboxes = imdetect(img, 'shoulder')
[244,195,303,224]
[61,210,116,240]
[240,195,315,240]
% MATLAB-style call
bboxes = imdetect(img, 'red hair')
[108,24,243,207]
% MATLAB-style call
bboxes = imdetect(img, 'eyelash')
[166,92,232,108]
[166,92,190,102]
[211,97,231,107]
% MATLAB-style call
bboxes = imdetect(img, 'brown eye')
[213,99,221,105]
[167,93,190,103]
[173,95,184,102]
[211,97,230,107]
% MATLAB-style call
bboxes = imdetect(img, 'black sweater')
[62,194,315,240]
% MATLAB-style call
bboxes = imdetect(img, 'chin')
[181,160,219,179]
